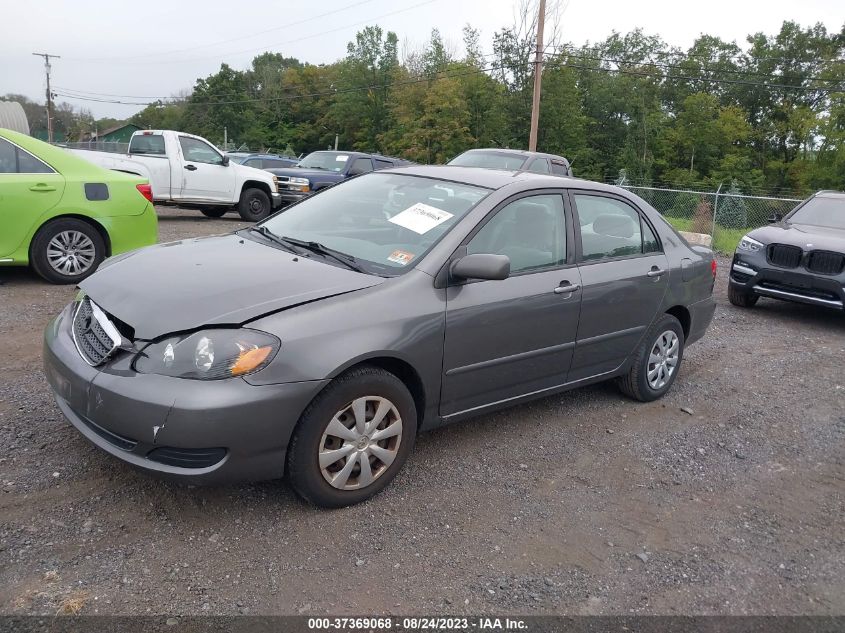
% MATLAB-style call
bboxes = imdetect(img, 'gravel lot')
[0,207,842,616]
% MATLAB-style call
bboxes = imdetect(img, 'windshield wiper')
[248,225,300,255]
[280,236,366,273]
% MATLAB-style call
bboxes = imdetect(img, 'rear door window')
[375,159,393,170]
[0,138,54,173]
[551,160,569,176]
[349,158,374,176]
[574,194,652,261]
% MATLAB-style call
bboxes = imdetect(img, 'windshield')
[227,154,249,164]
[449,151,527,170]
[789,196,845,230]
[259,173,490,275]
[298,151,350,172]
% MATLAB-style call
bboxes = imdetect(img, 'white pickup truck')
[69,130,283,221]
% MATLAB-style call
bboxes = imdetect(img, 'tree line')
[7,16,844,197]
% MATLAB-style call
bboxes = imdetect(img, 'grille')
[767,244,803,269]
[146,447,227,469]
[757,281,839,302]
[72,297,119,366]
[807,251,845,275]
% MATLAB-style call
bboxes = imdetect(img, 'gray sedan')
[43,166,716,507]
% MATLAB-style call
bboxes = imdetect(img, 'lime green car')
[0,128,157,284]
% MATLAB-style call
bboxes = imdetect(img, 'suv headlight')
[737,235,764,253]
[134,329,280,380]
[287,177,310,192]
[272,175,280,193]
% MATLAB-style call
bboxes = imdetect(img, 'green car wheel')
[30,217,106,284]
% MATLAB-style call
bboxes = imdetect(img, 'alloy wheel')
[46,230,96,276]
[647,330,679,390]
[318,396,403,490]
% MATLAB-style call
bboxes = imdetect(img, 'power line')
[65,0,439,66]
[69,0,380,63]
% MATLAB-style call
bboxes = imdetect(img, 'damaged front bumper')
[42,303,329,484]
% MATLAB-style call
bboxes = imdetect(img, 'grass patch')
[664,217,745,254]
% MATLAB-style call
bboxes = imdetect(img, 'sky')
[1,0,843,120]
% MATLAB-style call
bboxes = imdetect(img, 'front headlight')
[272,176,280,193]
[134,329,280,380]
[737,235,764,253]
[287,177,310,192]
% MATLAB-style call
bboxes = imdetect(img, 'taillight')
[136,183,153,203]
[711,258,718,278]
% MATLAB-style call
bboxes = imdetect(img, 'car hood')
[748,223,845,252]
[265,167,342,180]
[80,233,384,340]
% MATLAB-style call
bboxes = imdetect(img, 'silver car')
[43,166,716,507]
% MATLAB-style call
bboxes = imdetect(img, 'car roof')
[306,150,410,163]
[814,190,845,199]
[383,164,612,192]
[456,148,570,163]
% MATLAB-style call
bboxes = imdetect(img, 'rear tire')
[287,367,417,508]
[618,313,685,402]
[30,218,106,285]
[199,207,228,218]
[728,284,758,308]
[237,188,271,222]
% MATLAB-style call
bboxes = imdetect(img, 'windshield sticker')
[388,203,454,234]
[335,155,349,161]
[387,250,415,266]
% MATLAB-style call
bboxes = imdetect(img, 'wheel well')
[666,305,690,340]
[241,180,272,200]
[31,215,112,258]
[344,357,426,426]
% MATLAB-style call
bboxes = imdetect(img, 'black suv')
[728,190,845,311]
[448,148,572,176]
[266,151,412,205]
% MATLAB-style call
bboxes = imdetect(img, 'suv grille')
[767,244,803,269]
[72,297,121,366]
[807,251,845,275]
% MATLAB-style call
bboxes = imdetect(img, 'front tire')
[287,367,417,508]
[30,218,106,284]
[728,284,758,308]
[618,314,685,402]
[199,207,228,218]
[237,188,271,222]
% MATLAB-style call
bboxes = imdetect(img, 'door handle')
[29,184,56,192]
[184,164,197,171]
[554,282,580,294]
[647,268,666,277]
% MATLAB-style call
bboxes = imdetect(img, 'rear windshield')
[789,197,845,230]
[449,151,527,170]
[129,134,166,156]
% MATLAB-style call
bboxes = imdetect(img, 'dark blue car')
[266,151,412,205]
[226,152,300,170]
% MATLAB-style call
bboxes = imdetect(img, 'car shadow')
[743,297,845,330]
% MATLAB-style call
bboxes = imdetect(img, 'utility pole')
[33,52,60,143]
[528,0,546,152]
[334,133,339,151]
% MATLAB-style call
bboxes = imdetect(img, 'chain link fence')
[618,183,802,254]
[59,141,130,154]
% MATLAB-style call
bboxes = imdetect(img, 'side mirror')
[768,212,783,223]
[222,155,230,166]
[450,253,510,281]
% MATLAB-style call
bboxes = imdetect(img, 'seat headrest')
[593,213,636,238]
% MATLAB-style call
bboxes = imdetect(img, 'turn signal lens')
[230,346,274,376]
[711,258,718,278]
